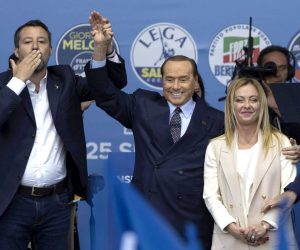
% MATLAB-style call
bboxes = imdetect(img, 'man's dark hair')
[257,45,295,81]
[161,55,205,99]
[161,55,197,77]
[14,19,52,48]
[8,53,18,69]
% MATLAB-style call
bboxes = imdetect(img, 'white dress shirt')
[236,141,259,225]
[7,74,66,187]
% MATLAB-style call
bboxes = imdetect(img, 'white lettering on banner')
[120,231,138,250]
[117,175,133,184]
[119,142,135,152]
[86,142,112,160]
[123,127,133,135]
[86,142,135,160]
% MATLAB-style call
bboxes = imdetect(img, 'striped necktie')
[170,107,182,143]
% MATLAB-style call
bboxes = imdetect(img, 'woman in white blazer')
[203,77,298,249]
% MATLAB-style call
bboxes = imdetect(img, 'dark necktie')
[170,107,182,143]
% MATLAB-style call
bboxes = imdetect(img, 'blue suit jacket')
[85,66,224,250]
[286,174,300,203]
[0,59,127,216]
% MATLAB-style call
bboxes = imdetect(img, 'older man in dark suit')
[85,25,224,248]
[0,12,126,250]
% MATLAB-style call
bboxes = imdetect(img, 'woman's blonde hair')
[224,77,275,151]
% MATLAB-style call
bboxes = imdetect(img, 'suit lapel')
[3,71,35,124]
[219,138,250,226]
[46,73,62,119]
[249,138,276,204]
[148,97,174,153]
[155,96,215,164]
[219,142,243,210]
[20,88,35,124]
[179,97,213,143]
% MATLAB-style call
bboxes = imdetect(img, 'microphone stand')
[218,17,253,102]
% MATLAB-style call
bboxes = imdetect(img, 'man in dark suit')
[256,45,300,150]
[257,45,300,213]
[0,12,126,250]
[85,29,224,248]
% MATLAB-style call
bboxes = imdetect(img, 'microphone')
[218,62,278,102]
[262,61,278,75]
[238,61,277,77]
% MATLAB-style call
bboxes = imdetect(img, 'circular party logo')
[130,23,198,90]
[209,24,271,86]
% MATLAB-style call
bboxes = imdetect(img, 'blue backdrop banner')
[1,1,300,249]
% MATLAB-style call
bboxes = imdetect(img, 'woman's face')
[233,84,260,126]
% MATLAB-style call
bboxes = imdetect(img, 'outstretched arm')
[262,190,297,213]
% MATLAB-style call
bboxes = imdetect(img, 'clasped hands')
[226,222,270,246]
[89,10,114,61]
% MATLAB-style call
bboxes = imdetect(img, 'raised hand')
[89,11,108,43]
[89,10,113,59]
[11,50,41,82]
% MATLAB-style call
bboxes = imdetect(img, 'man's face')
[14,26,51,73]
[162,60,197,106]
[262,51,289,84]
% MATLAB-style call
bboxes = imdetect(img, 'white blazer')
[203,131,298,250]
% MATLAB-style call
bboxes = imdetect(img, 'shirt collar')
[168,98,195,119]
[26,71,48,92]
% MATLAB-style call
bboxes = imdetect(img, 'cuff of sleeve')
[90,59,106,69]
[106,49,116,58]
[6,77,27,95]
[106,49,121,63]
[220,218,237,232]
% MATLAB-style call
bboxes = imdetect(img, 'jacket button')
[177,195,182,199]
[154,165,159,169]
[230,204,233,208]
[262,195,267,199]
[32,133,35,138]
[178,170,184,175]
